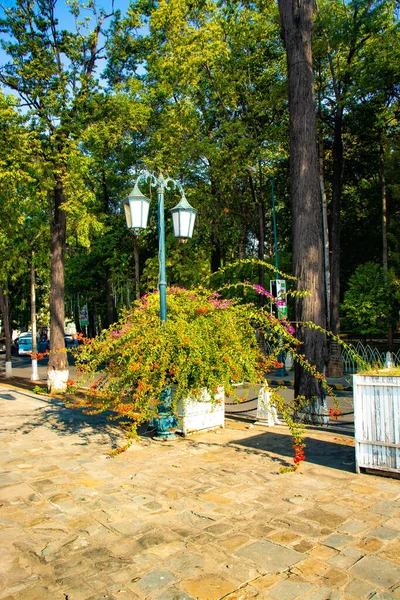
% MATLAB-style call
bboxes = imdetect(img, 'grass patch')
[357,366,400,376]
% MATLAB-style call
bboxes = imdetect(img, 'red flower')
[329,407,342,420]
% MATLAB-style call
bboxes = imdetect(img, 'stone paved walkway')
[0,383,399,600]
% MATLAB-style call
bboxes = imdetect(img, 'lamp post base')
[275,349,288,377]
[152,388,178,440]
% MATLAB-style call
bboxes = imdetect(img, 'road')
[0,354,78,382]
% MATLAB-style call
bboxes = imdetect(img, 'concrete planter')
[353,374,400,474]
[176,386,224,435]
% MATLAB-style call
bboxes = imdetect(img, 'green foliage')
[74,285,294,422]
[69,276,338,467]
[341,262,400,334]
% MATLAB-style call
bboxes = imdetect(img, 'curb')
[268,379,353,391]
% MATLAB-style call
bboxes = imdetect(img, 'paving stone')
[386,519,400,532]
[251,573,285,590]
[344,578,377,599]
[204,522,233,536]
[291,558,328,583]
[323,533,354,549]
[164,551,205,575]
[392,584,400,598]
[235,540,304,573]
[292,540,314,553]
[219,534,252,551]
[225,587,261,599]
[322,567,351,588]
[357,537,385,552]
[338,520,369,535]
[181,574,239,600]
[2,385,400,600]
[128,567,176,594]
[370,502,400,518]
[297,509,346,530]
[369,527,400,541]
[302,586,344,600]
[153,587,196,600]
[328,552,359,569]
[308,545,338,560]
[267,530,300,546]
[269,578,314,599]
[380,539,400,564]
[350,556,400,588]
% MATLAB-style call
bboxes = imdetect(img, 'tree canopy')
[0,0,399,390]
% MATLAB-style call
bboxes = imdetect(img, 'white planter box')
[176,387,224,435]
[353,374,400,474]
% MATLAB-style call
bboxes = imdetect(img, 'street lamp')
[123,170,197,322]
[123,171,197,440]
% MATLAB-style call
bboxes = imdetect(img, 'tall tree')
[314,0,399,369]
[0,92,39,377]
[278,0,328,420]
[0,0,118,391]
[127,0,288,276]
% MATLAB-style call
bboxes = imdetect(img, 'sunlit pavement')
[1,380,399,600]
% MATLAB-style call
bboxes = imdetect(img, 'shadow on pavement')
[0,391,125,450]
[228,428,356,473]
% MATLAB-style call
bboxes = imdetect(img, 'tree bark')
[278,0,328,420]
[379,135,393,349]
[0,280,12,377]
[106,277,116,326]
[248,171,265,291]
[47,178,68,392]
[326,108,344,377]
[329,108,344,337]
[380,138,388,273]
[211,235,221,273]
[30,254,39,381]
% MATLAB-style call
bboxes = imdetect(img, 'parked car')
[64,334,79,349]
[17,333,38,356]
[0,337,6,353]
[37,334,79,352]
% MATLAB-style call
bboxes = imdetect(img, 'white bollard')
[256,386,281,426]
[284,352,293,370]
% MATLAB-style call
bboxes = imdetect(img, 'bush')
[341,262,400,335]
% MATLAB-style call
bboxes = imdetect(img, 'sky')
[0,0,142,100]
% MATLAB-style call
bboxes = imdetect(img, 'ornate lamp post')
[271,177,288,377]
[123,171,197,440]
[123,171,197,323]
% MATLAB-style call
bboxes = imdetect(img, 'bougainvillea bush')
[71,283,332,468]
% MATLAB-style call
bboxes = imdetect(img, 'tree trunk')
[248,171,265,292]
[30,254,39,381]
[327,107,344,376]
[278,0,328,421]
[47,179,69,393]
[317,127,330,330]
[380,138,388,273]
[0,280,12,378]
[211,235,221,273]
[106,277,116,326]
[88,304,95,338]
[379,136,393,349]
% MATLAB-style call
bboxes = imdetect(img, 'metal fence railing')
[341,343,400,374]
[260,339,400,375]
